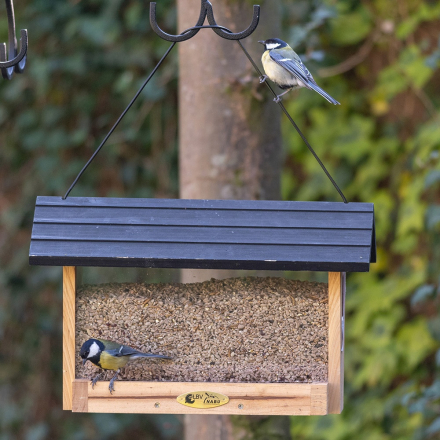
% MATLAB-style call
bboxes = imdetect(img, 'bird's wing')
[97,339,123,351]
[97,339,142,357]
[269,50,316,87]
[106,346,171,359]
[269,50,340,105]
[105,345,144,357]
[98,339,171,358]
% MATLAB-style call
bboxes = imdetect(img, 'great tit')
[80,338,172,393]
[258,38,340,105]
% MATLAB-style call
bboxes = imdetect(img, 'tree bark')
[178,0,282,202]
[177,1,287,438]
[184,414,233,440]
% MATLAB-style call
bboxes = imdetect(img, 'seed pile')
[75,277,328,383]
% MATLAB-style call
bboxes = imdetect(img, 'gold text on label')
[176,391,229,409]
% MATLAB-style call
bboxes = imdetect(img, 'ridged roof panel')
[29,197,376,272]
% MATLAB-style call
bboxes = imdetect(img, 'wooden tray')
[63,267,344,415]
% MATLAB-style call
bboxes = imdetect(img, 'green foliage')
[330,5,372,46]
[281,1,440,439]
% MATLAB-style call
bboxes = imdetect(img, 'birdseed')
[75,277,328,383]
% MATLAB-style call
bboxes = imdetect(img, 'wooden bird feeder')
[29,196,375,415]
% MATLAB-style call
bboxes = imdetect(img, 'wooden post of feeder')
[328,272,345,414]
[63,266,76,410]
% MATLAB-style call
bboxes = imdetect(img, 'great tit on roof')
[258,38,340,105]
[80,338,172,393]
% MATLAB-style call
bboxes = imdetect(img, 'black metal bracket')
[150,0,260,42]
[0,0,28,80]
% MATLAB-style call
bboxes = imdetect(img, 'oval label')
[177,391,229,409]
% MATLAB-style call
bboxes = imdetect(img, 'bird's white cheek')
[88,341,100,358]
[266,43,281,50]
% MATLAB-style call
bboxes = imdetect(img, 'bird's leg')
[90,371,102,389]
[108,369,120,394]
[259,74,268,84]
[274,89,292,103]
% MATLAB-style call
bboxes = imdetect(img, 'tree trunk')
[184,414,233,440]
[177,0,287,438]
[178,0,282,202]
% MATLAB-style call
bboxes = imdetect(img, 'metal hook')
[0,0,28,79]
[150,0,260,42]
[150,0,208,43]
[205,1,260,41]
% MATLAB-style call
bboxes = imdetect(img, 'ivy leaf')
[411,284,435,306]
[425,171,440,189]
[426,206,440,230]
[426,417,440,436]
[396,318,437,371]
[330,7,372,45]
[400,46,434,89]
[426,50,440,69]
[310,5,337,26]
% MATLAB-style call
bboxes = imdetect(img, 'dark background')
[0,0,439,438]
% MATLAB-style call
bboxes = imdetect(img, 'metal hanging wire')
[235,40,348,204]
[63,0,347,204]
[0,0,28,79]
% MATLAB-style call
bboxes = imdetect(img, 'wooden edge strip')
[72,379,88,412]
[70,379,329,415]
[310,383,328,415]
[63,266,76,410]
[341,272,346,413]
[328,272,343,414]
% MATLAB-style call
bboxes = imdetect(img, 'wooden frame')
[63,266,76,410]
[64,267,345,415]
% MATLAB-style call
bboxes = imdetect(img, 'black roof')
[29,196,376,272]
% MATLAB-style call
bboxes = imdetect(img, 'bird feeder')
[29,196,375,415]
[28,0,376,417]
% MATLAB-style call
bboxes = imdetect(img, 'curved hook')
[205,1,260,41]
[150,0,208,43]
[14,29,27,73]
[0,44,13,79]
[150,0,260,42]
[1,0,27,79]
[0,29,27,68]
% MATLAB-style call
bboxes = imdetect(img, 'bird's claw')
[108,369,119,394]
[90,375,101,389]
[273,96,282,103]
[259,75,267,84]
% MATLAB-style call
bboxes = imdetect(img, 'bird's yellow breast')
[99,351,130,371]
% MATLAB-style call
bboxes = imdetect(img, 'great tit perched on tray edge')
[259,38,340,105]
[80,338,172,393]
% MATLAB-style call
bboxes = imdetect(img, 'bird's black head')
[258,38,288,51]
[80,338,104,366]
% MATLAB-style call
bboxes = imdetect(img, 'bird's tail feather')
[306,82,340,105]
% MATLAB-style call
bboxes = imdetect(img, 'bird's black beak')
[82,358,87,366]
[258,40,265,45]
